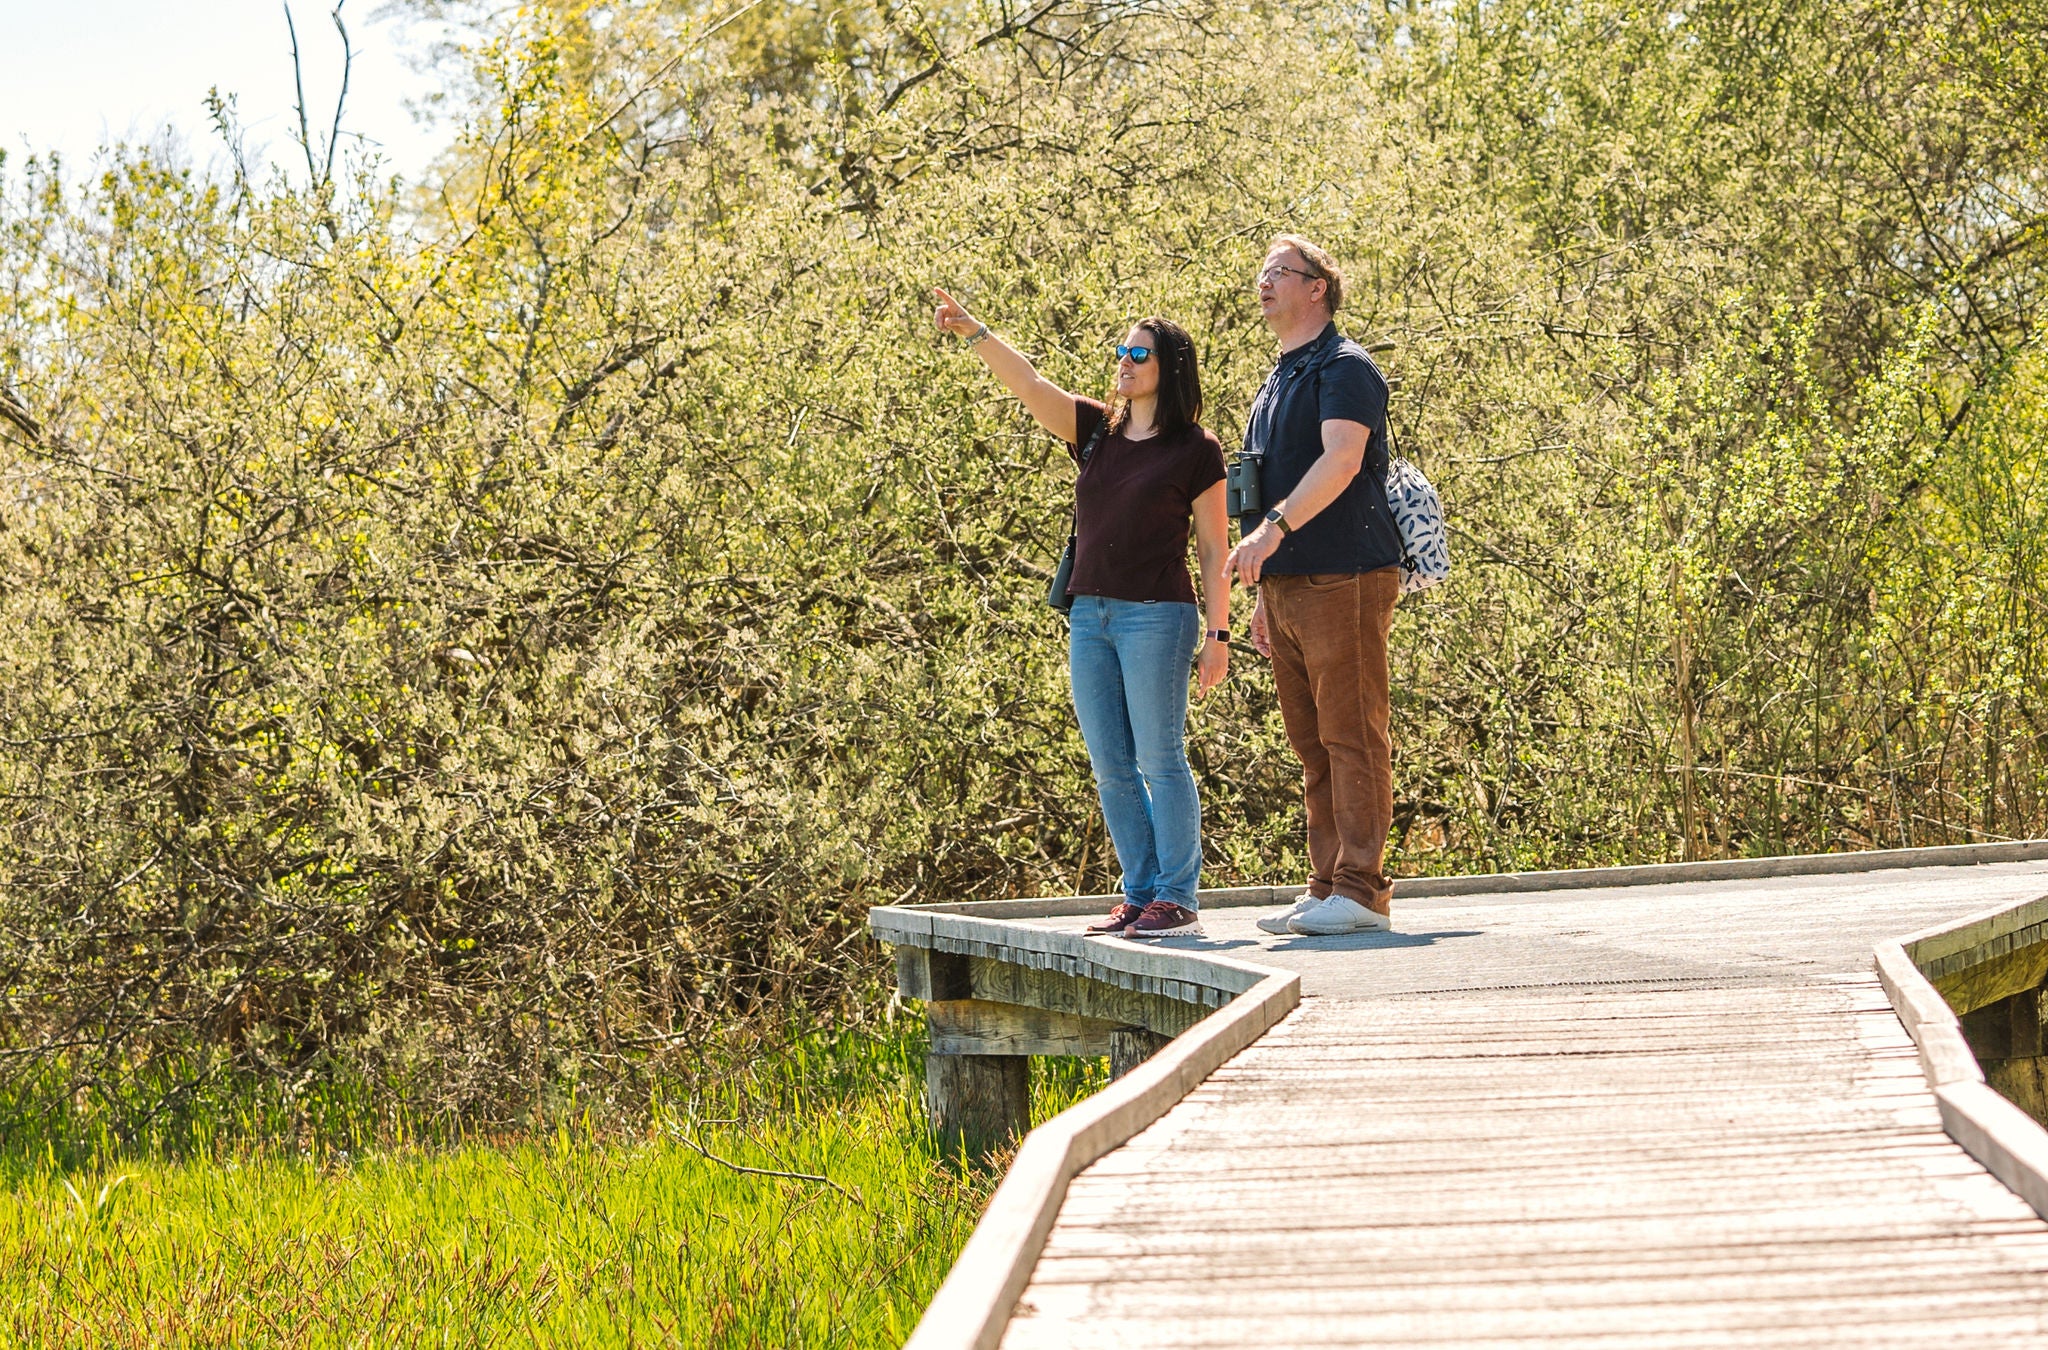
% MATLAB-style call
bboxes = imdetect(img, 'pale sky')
[0,1,455,185]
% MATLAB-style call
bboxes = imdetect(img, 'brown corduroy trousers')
[1262,567,1401,914]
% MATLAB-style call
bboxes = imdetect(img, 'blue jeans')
[1067,596,1203,910]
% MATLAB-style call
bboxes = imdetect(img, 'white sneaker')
[1287,894,1391,935]
[1255,892,1322,935]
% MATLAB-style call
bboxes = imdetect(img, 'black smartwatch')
[1208,629,1230,644]
[1264,508,1292,535]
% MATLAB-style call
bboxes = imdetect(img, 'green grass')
[0,1022,1109,1348]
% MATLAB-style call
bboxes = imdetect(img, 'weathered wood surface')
[929,1052,1030,1153]
[928,999,1121,1058]
[1001,860,2048,1347]
[966,959,1213,1038]
[1905,892,2048,1013]
[905,969,1301,1350]
[912,841,2048,918]
[873,904,1268,1006]
[1109,1028,1171,1080]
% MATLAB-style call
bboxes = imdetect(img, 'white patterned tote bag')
[1384,456,1450,595]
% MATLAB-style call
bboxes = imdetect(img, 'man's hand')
[1226,521,1283,587]
[1195,639,1228,698]
[1250,593,1271,657]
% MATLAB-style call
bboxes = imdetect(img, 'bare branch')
[284,1,320,187]
[0,385,43,445]
[324,1,353,185]
[665,1119,871,1209]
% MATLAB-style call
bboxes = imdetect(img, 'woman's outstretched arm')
[933,287,1080,444]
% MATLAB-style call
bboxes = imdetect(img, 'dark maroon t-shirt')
[1066,398,1227,606]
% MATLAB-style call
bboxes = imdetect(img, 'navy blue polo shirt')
[1236,322,1402,575]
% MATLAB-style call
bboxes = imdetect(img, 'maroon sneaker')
[1123,901,1203,939]
[1085,902,1146,935]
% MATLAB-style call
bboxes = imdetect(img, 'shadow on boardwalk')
[1144,929,1484,955]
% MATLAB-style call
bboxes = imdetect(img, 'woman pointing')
[933,288,1230,938]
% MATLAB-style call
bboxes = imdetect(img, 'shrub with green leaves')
[0,0,2042,1131]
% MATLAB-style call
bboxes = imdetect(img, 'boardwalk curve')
[875,843,2048,1348]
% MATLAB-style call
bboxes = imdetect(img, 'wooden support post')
[1961,985,2048,1127]
[902,949,1031,1151]
[1110,1027,1172,1080]
[927,1052,1029,1154]
[2014,987,2043,1059]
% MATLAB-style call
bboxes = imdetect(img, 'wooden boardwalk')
[998,860,2048,1347]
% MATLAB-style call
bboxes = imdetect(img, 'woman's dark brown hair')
[1109,316,1204,437]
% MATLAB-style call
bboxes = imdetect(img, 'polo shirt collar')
[1277,320,1341,365]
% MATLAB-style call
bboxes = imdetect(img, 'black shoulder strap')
[1372,355,1408,469]
[1078,412,1108,465]
[1065,413,1110,548]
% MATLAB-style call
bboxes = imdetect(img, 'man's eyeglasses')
[1257,263,1321,287]
[1114,344,1155,363]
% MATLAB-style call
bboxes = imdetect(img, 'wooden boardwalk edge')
[1876,907,2048,1223]
[902,963,1301,1350]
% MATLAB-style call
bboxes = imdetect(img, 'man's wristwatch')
[1264,508,1292,535]
[1208,629,1230,644]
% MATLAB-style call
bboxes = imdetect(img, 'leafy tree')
[0,0,2041,1134]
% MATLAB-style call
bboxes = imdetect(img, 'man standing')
[1226,236,1403,936]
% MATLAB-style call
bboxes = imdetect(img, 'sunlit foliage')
[0,0,2042,1129]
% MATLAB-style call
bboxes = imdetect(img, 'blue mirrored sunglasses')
[1114,344,1154,363]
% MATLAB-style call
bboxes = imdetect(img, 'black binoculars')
[1225,454,1263,517]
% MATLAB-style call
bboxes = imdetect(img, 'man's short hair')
[1270,234,1344,315]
